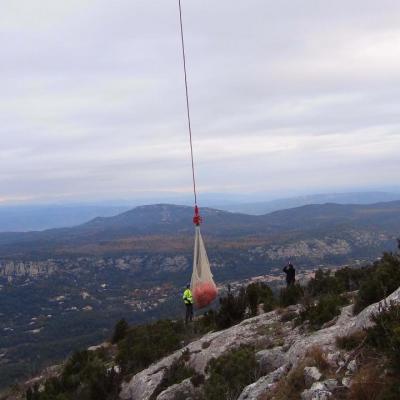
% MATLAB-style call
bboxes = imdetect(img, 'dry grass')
[264,362,306,400]
[305,346,330,372]
[347,363,384,400]
[336,330,367,351]
[259,346,332,400]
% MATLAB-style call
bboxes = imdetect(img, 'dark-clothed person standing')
[182,285,194,324]
[283,262,296,287]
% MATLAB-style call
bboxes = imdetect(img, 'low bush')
[215,288,247,330]
[366,303,400,371]
[194,309,217,333]
[334,266,368,292]
[246,283,259,316]
[246,282,275,315]
[305,346,329,372]
[259,285,275,312]
[268,362,306,400]
[299,294,345,330]
[354,251,400,314]
[150,356,195,400]
[347,361,400,400]
[347,363,384,400]
[190,372,205,387]
[111,318,129,344]
[307,269,344,297]
[279,284,304,307]
[336,330,367,351]
[116,319,185,375]
[203,346,257,400]
[27,349,121,400]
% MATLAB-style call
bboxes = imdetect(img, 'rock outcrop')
[119,286,400,400]
[120,310,285,400]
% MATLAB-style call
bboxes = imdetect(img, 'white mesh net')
[190,226,218,308]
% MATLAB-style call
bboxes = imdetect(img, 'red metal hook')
[193,205,202,225]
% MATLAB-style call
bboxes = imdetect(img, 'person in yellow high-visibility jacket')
[183,285,194,324]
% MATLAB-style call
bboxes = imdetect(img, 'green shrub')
[279,284,304,307]
[203,346,257,400]
[111,318,129,344]
[258,284,275,312]
[334,266,367,292]
[366,303,400,371]
[246,282,275,315]
[194,310,217,334]
[336,331,367,351]
[300,294,345,330]
[190,372,205,387]
[306,266,368,300]
[307,269,344,297]
[28,349,121,400]
[116,319,185,375]
[150,356,195,400]
[354,252,400,314]
[246,284,259,316]
[215,288,247,330]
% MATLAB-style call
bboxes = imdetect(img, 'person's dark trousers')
[185,303,193,324]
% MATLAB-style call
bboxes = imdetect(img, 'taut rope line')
[178,0,198,206]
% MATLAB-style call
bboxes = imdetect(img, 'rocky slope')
[119,286,400,400]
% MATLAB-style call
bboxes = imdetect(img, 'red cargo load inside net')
[193,281,218,309]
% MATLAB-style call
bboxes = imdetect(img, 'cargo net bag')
[190,226,218,309]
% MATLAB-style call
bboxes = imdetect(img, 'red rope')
[178,0,198,207]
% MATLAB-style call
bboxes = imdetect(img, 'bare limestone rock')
[342,377,351,388]
[156,378,199,400]
[301,382,333,400]
[287,286,400,366]
[322,379,338,391]
[237,364,289,400]
[304,366,322,387]
[119,353,176,400]
[326,351,342,368]
[120,310,281,400]
[121,286,400,400]
[345,285,400,335]
[347,359,357,374]
[286,305,354,365]
[256,346,287,374]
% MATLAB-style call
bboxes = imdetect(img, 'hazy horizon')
[1,188,399,208]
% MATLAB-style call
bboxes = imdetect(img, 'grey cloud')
[1,0,400,203]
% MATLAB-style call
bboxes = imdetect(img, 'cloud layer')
[1,0,400,203]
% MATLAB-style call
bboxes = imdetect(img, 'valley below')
[0,202,399,389]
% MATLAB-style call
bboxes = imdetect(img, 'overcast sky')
[1,0,400,205]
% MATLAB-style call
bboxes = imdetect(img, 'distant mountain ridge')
[215,191,400,215]
[1,191,399,232]
[0,201,399,259]
[0,204,130,232]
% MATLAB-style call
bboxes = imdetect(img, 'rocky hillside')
[5,247,400,400]
[120,287,400,400]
